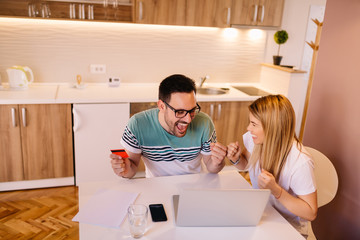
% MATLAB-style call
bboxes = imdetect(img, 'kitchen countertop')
[0,83,59,104]
[0,82,272,104]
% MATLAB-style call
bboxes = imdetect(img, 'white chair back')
[305,147,338,207]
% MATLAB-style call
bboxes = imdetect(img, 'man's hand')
[210,142,227,166]
[110,153,131,177]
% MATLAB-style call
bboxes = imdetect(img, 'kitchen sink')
[197,87,229,95]
[231,86,270,96]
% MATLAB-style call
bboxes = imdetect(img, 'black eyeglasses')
[163,101,201,118]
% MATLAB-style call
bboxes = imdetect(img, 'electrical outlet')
[108,77,121,87]
[90,64,106,74]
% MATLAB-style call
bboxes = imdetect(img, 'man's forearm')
[206,156,225,173]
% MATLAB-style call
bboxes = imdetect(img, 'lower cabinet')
[73,103,130,185]
[199,101,251,147]
[0,104,74,190]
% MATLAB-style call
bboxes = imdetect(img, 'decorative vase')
[273,56,283,65]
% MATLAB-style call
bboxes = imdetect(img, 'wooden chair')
[305,147,339,240]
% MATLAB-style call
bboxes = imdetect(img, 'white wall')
[0,18,266,84]
[0,0,327,85]
[264,0,327,68]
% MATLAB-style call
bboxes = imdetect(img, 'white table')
[77,170,304,240]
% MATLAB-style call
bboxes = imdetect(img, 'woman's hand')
[258,169,317,220]
[258,169,282,198]
[227,141,241,162]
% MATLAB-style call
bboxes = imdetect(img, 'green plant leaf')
[274,30,289,44]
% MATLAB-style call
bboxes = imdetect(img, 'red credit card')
[111,149,129,158]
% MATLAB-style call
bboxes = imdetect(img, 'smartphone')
[149,204,167,222]
[110,149,129,158]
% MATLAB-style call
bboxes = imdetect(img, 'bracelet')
[229,158,240,165]
[275,187,283,199]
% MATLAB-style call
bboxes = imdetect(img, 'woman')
[227,95,317,237]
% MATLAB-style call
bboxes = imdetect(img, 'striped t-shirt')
[120,108,216,177]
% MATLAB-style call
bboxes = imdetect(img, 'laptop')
[172,188,270,227]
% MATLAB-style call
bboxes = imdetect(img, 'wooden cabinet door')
[135,0,186,25]
[230,0,250,25]
[231,0,283,27]
[186,0,232,27]
[200,101,251,166]
[0,105,24,182]
[0,0,133,22]
[256,0,284,27]
[19,104,74,180]
[199,101,250,145]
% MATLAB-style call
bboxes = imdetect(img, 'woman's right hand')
[227,141,242,162]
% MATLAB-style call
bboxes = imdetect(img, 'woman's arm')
[258,169,318,221]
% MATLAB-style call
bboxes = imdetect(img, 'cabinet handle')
[73,108,80,132]
[260,5,265,23]
[21,107,27,127]
[217,104,222,120]
[253,5,258,22]
[139,1,143,21]
[210,104,214,119]
[11,107,17,127]
[226,7,231,26]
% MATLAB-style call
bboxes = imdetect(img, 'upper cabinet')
[0,0,133,22]
[134,0,232,27]
[186,0,232,27]
[134,0,186,25]
[0,0,283,27]
[134,0,283,27]
[231,0,284,27]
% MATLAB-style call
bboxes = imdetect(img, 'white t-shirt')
[243,131,316,235]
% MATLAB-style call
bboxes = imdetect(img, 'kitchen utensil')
[6,66,34,90]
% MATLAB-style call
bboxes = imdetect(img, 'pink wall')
[303,0,360,238]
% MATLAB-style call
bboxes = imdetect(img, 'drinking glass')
[127,204,148,239]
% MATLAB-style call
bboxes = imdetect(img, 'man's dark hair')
[158,74,196,102]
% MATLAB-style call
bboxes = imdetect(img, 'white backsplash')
[0,17,266,84]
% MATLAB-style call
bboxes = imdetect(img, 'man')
[110,74,227,178]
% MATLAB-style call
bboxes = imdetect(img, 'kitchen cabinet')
[0,0,133,22]
[134,0,186,25]
[134,0,283,27]
[0,0,283,27]
[0,104,73,183]
[186,0,232,27]
[135,0,231,27]
[231,0,284,27]
[73,103,130,185]
[199,101,251,146]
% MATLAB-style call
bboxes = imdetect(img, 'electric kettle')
[6,66,34,90]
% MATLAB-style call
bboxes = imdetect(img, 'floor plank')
[0,186,78,240]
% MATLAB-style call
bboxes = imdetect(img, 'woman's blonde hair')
[247,95,301,181]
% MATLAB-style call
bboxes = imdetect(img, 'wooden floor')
[0,186,79,240]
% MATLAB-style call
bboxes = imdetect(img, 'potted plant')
[273,30,289,65]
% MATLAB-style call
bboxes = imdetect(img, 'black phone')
[149,204,167,222]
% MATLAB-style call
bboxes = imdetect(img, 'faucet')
[199,75,210,88]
